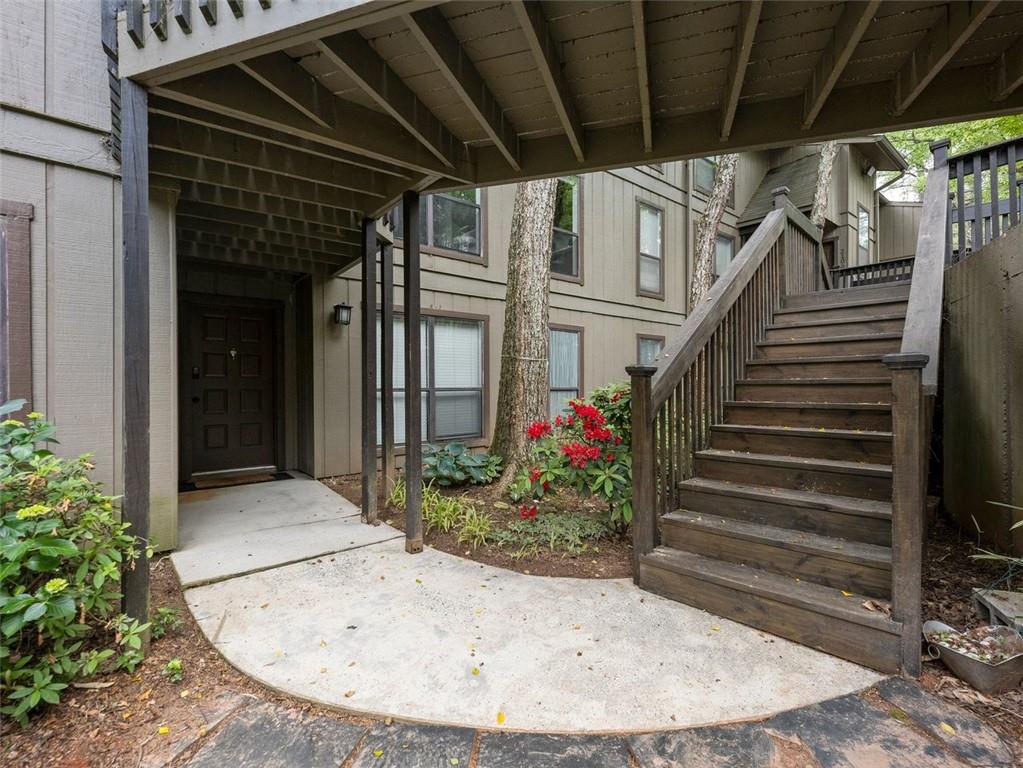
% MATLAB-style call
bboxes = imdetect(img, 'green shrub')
[387,475,407,509]
[493,513,609,557]
[588,382,631,446]
[151,606,182,640]
[423,488,466,534]
[457,507,493,549]
[0,401,146,724]
[161,658,183,683]
[423,442,501,486]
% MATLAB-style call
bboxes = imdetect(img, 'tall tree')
[810,141,839,231]
[689,154,739,308]
[491,178,559,486]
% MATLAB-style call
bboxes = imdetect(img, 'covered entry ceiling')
[117,1,1023,273]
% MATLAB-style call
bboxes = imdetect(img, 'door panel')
[187,303,277,475]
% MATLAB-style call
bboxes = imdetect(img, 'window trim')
[857,204,871,262]
[393,189,488,266]
[636,333,666,366]
[548,323,584,415]
[377,307,491,450]
[635,199,666,300]
[551,176,584,285]
[0,200,34,418]
[713,232,737,279]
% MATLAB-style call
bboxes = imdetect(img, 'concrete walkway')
[173,478,888,733]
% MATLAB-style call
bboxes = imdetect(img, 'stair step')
[764,314,905,340]
[710,424,892,463]
[745,355,889,380]
[639,548,902,672]
[734,378,891,404]
[757,333,903,359]
[782,283,910,309]
[661,512,892,598]
[775,298,908,324]
[677,477,891,545]
[724,401,892,431]
[694,449,892,501]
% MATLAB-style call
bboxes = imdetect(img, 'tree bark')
[689,153,739,308]
[491,178,559,488]
[811,141,839,231]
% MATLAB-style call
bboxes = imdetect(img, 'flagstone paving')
[149,680,1011,768]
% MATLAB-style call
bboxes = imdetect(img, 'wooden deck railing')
[831,256,914,289]
[947,135,1023,262]
[628,188,822,576]
[882,139,950,676]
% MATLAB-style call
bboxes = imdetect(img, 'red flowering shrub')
[509,385,633,530]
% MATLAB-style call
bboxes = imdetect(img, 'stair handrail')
[628,188,822,579]
[882,139,950,677]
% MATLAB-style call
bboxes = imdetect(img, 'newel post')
[772,186,790,297]
[627,365,657,584]
[883,352,928,676]
[928,139,951,263]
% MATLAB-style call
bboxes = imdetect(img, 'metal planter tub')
[923,620,1023,695]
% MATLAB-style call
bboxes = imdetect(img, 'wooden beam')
[176,214,360,257]
[404,8,520,170]
[719,0,762,141]
[402,190,423,554]
[316,31,464,171]
[360,217,378,524]
[199,0,217,26]
[152,65,473,182]
[177,228,346,265]
[994,36,1023,101]
[126,0,145,48]
[630,1,652,153]
[379,241,396,508]
[150,149,373,213]
[148,116,387,196]
[149,0,168,41]
[237,52,332,130]
[802,0,880,129]
[149,96,411,179]
[173,0,191,34]
[510,0,585,162]
[175,196,359,237]
[227,0,243,19]
[120,78,150,625]
[892,1,998,116]
[176,239,338,275]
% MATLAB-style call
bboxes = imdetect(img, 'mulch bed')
[321,473,634,579]
[0,560,370,768]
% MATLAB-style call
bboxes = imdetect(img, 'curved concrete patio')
[175,480,884,733]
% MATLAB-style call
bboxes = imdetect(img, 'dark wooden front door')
[186,302,277,475]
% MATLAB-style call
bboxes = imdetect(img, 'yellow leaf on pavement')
[939,721,956,736]
[496,711,506,725]
[158,726,170,735]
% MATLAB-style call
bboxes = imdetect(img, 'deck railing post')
[379,241,396,508]
[627,365,657,584]
[360,218,378,524]
[929,140,950,263]
[883,352,928,676]
[771,186,790,298]
[402,191,424,554]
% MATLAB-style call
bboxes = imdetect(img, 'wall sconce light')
[332,302,352,326]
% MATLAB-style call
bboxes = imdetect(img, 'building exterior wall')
[943,224,1023,555]
[0,1,179,549]
[879,201,923,260]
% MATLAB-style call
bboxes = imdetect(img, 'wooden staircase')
[639,282,909,672]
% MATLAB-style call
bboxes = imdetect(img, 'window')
[377,314,485,445]
[551,176,580,279]
[637,335,664,366]
[0,200,33,414]
[392,190,482,259]
[637,201,664,297]
[857,205,870,262]
[549,327,581,417]
[694,156,717,192]
[714,234,735,278]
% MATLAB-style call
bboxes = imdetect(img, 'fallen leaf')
[496,711,506,725]
[472,667,480,676]
[373,749,385,758]
[710,625,721,632]
[889,707,909,722]
[450,758,460,766]
[260,603,269,609]
[344,689,356,698]
[841,591,854,597]
[320,639,328,647]
[939,721,956,736]
[158,726,170,735]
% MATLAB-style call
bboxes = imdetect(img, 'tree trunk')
[491,178,559,488]
[689,153,739,308]
[811,141,839,231]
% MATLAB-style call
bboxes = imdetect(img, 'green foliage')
[588,382,631,445]
[161,658,183,684]
[422,484,466,534]
[885,117,1023,196]
[0,401,146,724]
[970,501,1023,569]
[387,476,407,509]
[150,606,182,640]
[422,443,502,487]
[492,513,609,558]
[456,507,493,549]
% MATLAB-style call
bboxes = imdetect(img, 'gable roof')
[738,154,821,227]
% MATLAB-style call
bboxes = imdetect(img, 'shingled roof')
[738,154,821,227]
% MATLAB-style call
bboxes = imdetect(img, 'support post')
[121,78,150,624]
[402,192,423,553]
[379,241,396,507]
[772,186,790,298]
[883,352,928,676]
[360,217,377,523]
[627,365,657,584]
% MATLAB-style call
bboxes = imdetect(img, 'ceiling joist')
[176,239,338,277]
[316,31,465,172]
[630,1,652,153]
[177,215,360,258]
[237,52,333,129]
[176,200,360,243]
[802,0,880,130]
[178,228,347,265]
[510,0,585,162]
[720,0,762,141]
[892,1,998,116]
[404,8,520,171]
[994,36,1023,100]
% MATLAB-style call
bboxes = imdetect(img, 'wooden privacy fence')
[947,134,1023,262]
[628,188,822,572]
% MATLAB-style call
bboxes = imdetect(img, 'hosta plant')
[422,442,502,486]
[0,400,147,723]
